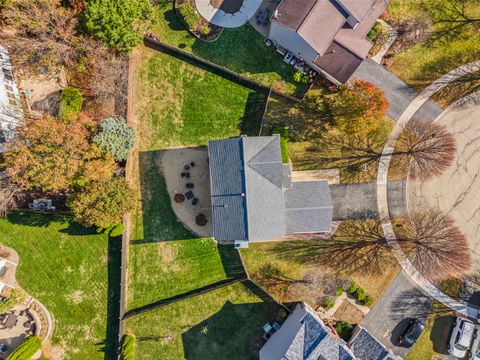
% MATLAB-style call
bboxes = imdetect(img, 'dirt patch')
[43,342,67,360]
[157,242,177,264]
[66,290,84,305]
[333,300,365,324]
[159,148,213,238]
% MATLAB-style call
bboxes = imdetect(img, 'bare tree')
[399,211,471,283]
[397,119,457,180]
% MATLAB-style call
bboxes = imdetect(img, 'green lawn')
[125,281,281,360]
[387,0,480,92]
[150,3,304,96]
[0,212,118,360]
[127,48,251,310]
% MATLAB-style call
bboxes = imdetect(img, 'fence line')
[143,37,301,103]
[258,87,272,136]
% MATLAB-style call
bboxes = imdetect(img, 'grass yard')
[150,3,305,95]
[127,48,251,310]
[387,0,480,94]
[241,238,400,307]
[125,281,281,360]
[0,212,118,360]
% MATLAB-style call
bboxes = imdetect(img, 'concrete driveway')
[408,92,480,272]
[360,271,432,359]
[330,180,407,220]
[353,60,443,122]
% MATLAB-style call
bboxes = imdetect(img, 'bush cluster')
[335,320,353,341]
[323,296,335,310]
[59,86,83,120]
[6,336,41,360]
[348,281,374,307]
[93,116,135,161]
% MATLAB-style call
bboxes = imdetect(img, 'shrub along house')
[267,0,390,84]
[208,135,333,248]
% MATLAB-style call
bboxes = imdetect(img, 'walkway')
[330,180,406,221]
[371,20,397,64]
[195,0,262,28]
[353,59,443,122]
[376,60,480,319]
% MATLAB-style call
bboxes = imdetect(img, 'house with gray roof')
[208,135,333,248]
[348,325,401,360]
[267,0,391,84]
[260,302,356,360]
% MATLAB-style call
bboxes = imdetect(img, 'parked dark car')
[399,319,425,347]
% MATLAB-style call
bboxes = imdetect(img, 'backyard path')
[371,20,397,64]
[376,60,480,319]
[408,92,480,273]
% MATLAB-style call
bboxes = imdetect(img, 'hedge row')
[6,336,41,360]
[348,281,374,307]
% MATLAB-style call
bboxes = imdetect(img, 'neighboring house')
[208,135,333,248]
[268,0,390,84]
[0,45,23,152]
[260,302,356,360]
[348,325,402,360]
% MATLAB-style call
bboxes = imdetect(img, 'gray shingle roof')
[284,180,333,233]
[349,327,390,360]
[208,136,333,243]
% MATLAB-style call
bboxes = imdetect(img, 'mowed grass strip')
[150,3,302,95]
[0,212,111,360]
[125,281,280,360]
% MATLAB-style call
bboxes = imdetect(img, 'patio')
[160,148,212,237]
[195,0,262,28]
[0,306,40,357]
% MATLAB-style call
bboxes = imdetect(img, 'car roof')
[459,320,475,345]
[408,321,424,338]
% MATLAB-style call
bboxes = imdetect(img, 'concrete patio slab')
[195,0,262,28]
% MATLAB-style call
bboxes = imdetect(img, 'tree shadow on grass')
[130,150,197,245]
[6,211,98,236]
[181,299,281,360]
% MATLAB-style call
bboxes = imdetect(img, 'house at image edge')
[260,302,401,360]
[268,0,391,84]
[208,135,333,248]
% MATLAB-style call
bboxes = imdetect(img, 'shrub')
[120,335,135,360]
[93,116,135,161]
[6,336,41,360]
[323,296,336,309]
[202,26,210,36]
[67,177,135,228]
[59,86,83,120]
[293,71,309,84]
[367,21,382,41]
[109,223,125,237]
[354,287,367,302]
[363,295,374,307]
[0,295,15,313]
[83,0,152,52]
[348,280,358,294]
[335,321,353,341]
[177,3,198,30]
[335,287,344,296]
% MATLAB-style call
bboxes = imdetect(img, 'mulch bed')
[195,213,207,226]
[174,193,186,203]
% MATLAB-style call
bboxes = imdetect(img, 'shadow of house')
[130,150,197,245]
[218,246,246,279]
[181,300,281,360]
[239,91,269,136]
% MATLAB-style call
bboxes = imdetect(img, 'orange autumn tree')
[3,113,115,191]
[326,79,389,137]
